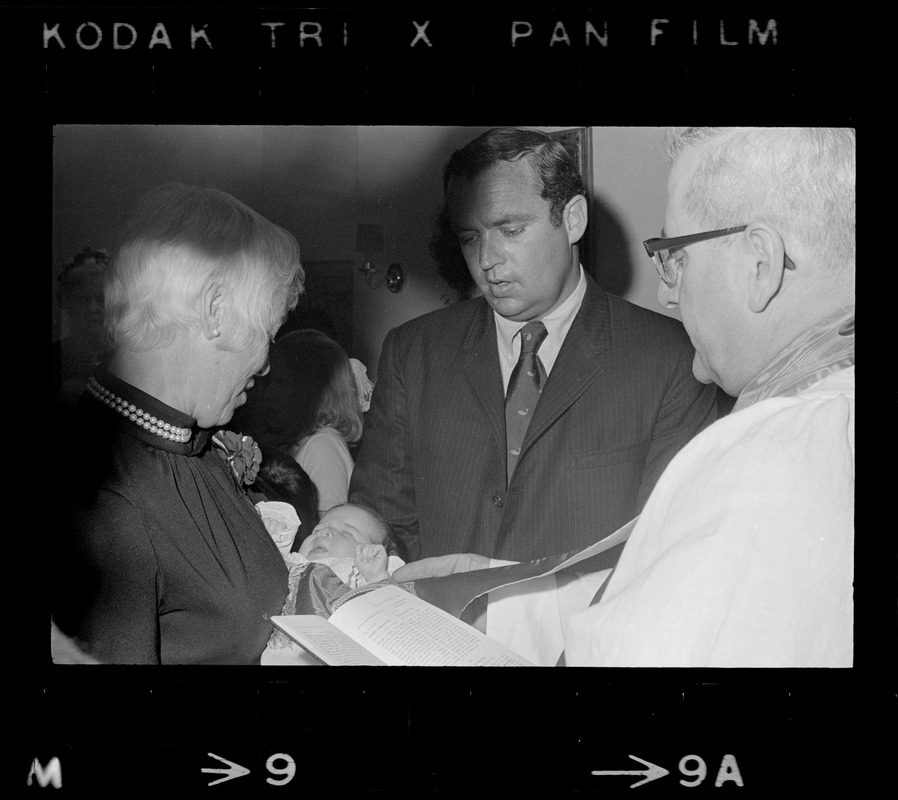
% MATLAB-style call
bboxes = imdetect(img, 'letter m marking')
[28,757,62,788]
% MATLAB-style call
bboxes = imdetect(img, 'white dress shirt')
[494,266,587,392]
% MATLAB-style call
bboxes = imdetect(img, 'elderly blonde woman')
[51,183,305,665]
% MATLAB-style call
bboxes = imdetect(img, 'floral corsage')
[212,430,262,490]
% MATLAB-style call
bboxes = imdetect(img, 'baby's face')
[299,505,383,560]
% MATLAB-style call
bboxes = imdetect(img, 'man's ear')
[745,223,788,313]
[200,280,225,340]
[564,194,588,245]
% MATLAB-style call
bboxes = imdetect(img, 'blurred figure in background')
[53,247,113,416]
[232,328,373,516]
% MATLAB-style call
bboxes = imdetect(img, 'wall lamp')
[356,223,405,293]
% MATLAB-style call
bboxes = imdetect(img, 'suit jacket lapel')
[521,276,612,452]
[461,300,506,452]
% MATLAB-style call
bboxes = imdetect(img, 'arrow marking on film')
[592,754,669,788]
[201,752,251,786]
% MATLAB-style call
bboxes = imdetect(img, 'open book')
[270,583,534,666]
[267,516,637,666]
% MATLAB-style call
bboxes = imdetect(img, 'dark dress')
[52,371,289,664]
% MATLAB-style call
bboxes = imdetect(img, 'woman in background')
[53,246,113,417]
[52,183,305,665]
[231,329,372,516]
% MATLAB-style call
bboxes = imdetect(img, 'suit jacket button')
[492,495,504,507]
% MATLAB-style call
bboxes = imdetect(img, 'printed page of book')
[270,614,386,666]
[330,584,534,666]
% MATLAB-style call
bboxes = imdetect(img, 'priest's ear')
[744,223,788,313]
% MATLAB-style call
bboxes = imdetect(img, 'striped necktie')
[505,321,548,484]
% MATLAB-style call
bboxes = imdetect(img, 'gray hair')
[665,127,855,276]
[105,183,304,352]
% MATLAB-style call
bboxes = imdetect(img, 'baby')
[259,500,404,589]
[295,502,405,588]
[263,502,406,655]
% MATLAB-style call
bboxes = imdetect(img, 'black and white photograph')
[10,5,886,795]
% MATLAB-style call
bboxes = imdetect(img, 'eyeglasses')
[643,226,796,287]
[643,226,747,287]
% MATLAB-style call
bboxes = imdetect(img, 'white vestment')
[488,366,854,667]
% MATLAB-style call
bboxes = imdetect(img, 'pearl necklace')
[87,377,192,443]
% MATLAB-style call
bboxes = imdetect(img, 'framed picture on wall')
[547,127,593,273]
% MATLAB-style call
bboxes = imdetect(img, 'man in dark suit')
[350,127,717,562]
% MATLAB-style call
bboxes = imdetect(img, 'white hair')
[665,127,855,276]
[105,184,304,352]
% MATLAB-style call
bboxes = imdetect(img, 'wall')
[587,126,672,319]
[52,124,490,378]
[351,126,489,372]
[52,125,360,330]
[537,125,673,320]
[52,125,675,381]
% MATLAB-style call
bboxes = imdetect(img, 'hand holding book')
[268,517,637,666]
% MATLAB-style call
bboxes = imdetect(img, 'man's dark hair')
[431,127,586,298]
[442,127,585,226]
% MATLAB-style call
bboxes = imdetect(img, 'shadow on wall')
[52,125,659,385]
[51,124,495,384]
[587,197,634,298]
[350,125,492,376]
